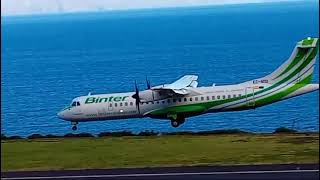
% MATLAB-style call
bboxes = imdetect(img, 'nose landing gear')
[170,117,185,128]
[71,122,78,131]
[72,126,77,131]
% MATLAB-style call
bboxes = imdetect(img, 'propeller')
[145,76,155,101]
[132,80,141,114]
[146,76,151,89]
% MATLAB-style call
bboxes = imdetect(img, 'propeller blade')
[135,80,138,92]
[146,76,151,89]
[133,80,140,114]
[136,101,140,114]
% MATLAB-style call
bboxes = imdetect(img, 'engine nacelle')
[139,90,169,102]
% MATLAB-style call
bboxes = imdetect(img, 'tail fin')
[264,37,319,84]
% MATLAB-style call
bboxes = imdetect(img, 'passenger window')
[222,95,226,99]
[77,102,80,106]
[201,97,204,101]
[167,99,171,103]
[157,101,160,104]
[120,103,123,106]
[217,96,220,99]
[184,98,187,102]
[189,97,192,101]
[233,94,236,98]
[238,94,241,97]
[173,99,176,103]
[152,101,154,104]
[115,103,118,107]
[206,96,209,100]
[212,96,215,100]
[195,97,198,101]
[72,102,76,106]
[130,102,133,106]
[109,103,112,107]
[162,101,165,104]
[228,95,231,99]
[146,102,149,105]
[178,98,182,102]
[125,102,128,106]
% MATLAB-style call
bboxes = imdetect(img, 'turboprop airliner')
[58,37,319,130]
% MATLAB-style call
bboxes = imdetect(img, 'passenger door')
[245,87,255,107]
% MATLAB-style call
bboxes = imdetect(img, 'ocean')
[1,1,319,137]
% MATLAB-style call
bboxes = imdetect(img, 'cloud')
[1,0,304,16]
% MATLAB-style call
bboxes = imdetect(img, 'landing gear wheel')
[171,120,180,128]
[170,117,186,128]
[71,122,78,131]
[72,125,77,131]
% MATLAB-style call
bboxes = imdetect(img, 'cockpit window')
[71,101,81,107]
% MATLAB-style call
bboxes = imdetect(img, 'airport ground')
[2,164,319,180]
[1,132,319,172]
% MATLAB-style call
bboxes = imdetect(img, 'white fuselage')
[57,82,319,122]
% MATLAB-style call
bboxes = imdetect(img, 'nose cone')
[57,111,65,119]
[58,108,74,121]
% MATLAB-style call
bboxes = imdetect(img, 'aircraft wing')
[151,75,198,95]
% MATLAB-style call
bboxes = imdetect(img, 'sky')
[1,0,306,16]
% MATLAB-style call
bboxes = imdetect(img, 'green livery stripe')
[149,47,316,116]
[235,74,312,110]
[302,38,315,45]
[149,39,318,117]
[255,74,312,106]
[274,48,306,79]
[63,106,72,110]
[274,38,318,80]
[151,73,312,116]
[244,44,317,99]
[275,45,317,83]
[151,105,207,115]
[150,96,243,116]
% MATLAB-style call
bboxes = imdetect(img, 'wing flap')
[150,75,198,96]
[164,75,198,89]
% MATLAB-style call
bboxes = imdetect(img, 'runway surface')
[2,164,319,180]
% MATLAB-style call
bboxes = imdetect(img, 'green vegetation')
[1,129,249,140]
[1,133,319,171]
[274,127,298,133]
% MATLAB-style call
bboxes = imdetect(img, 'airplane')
[58,37,319,131]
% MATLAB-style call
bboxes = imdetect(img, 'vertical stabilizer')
[264,37,319,84]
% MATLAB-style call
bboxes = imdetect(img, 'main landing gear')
[71,121,78,131]
[170,117,185,128]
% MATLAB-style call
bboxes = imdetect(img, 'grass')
[1,133,319,171]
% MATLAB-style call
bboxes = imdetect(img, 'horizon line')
[1,0,311,18]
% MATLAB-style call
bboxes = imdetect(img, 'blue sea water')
[1,1,319,137]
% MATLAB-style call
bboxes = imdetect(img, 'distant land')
[1,0,310,16]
